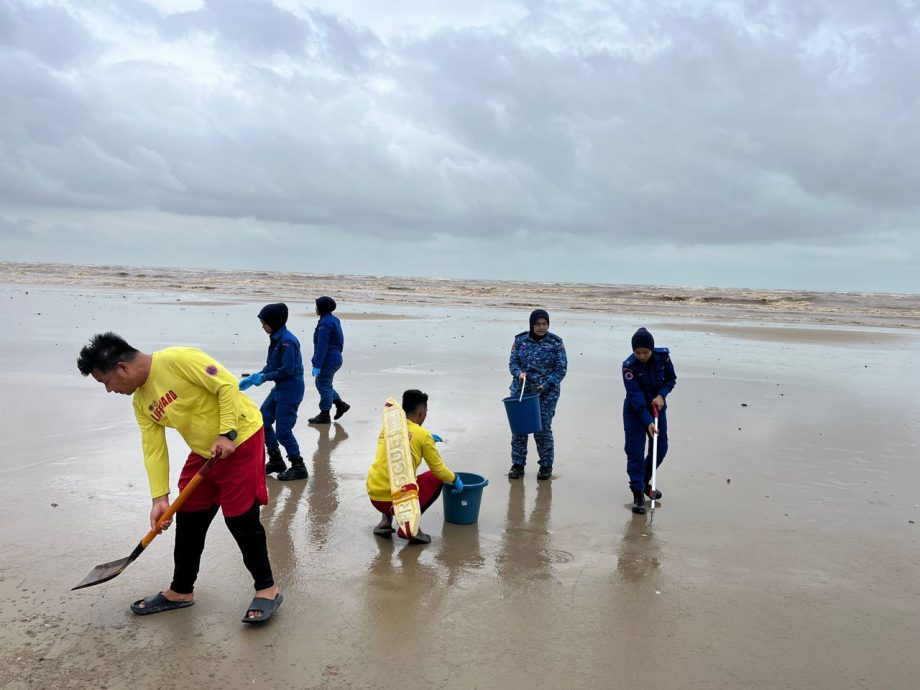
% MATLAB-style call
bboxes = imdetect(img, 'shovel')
[648,404,659,525]
[72,452,220,590]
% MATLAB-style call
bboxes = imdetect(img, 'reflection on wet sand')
[495,480,556,585]
[616,515,661,583]
[360,533,446,655]
[307,422,348,549]
[264,473,308,582]
[264,422,348,579]
[435,522,485,587]
[614,516,665,663]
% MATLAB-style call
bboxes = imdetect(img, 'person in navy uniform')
[622,327,677,514]
[240,303,308,481]
[508,309,568,480]
[308,296,349,424]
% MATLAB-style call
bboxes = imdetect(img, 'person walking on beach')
[308,296,349,424]
[622,327,677,514]
[239,303,308,481]
[366,389,463,544]
[77,333,283,624]
[508,309,568,480]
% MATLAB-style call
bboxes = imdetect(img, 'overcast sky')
[1,0,918,292]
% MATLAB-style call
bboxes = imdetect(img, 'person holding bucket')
[366,389,463,544]
[507,309,568,480]
[622,327,677,514]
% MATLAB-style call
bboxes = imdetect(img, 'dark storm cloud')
[1,0,919,275]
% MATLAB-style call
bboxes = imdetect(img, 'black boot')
[507,464,524,479]
[537,465,553,480]
[308,410,332,424]
[277,456,308,481]
[265,448,286,475]
[645,484,662,500]
[631,490,647,514]
[333,399,351,420]
[408,529,431,545]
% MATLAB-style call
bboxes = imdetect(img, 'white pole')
[518,373,527,403]
[650,404,659,524]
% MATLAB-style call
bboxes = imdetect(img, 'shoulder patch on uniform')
[206,365,219,376]
[624,370,634,380]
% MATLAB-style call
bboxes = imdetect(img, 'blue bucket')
[502,394,543,435]
[443,472,489,525]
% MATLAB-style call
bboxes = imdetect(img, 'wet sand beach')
[1,269,919,689]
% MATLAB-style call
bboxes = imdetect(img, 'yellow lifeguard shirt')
[365,419,456,502]
[132,347,262,498]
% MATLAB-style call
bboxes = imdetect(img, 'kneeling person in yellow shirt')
[366,389,463,544]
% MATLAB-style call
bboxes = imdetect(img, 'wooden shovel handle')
[139,455,219,548]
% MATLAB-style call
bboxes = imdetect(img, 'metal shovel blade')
[72,544,142,590]
[72,457,216,592]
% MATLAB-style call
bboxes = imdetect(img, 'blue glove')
[312,367,320,377]
[450,475,464,494]
[431,434,443,443]
[239,375,254,391]
[251,372,265,386]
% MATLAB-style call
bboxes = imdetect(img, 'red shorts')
[177,428,268,517]
[370,471,443,516]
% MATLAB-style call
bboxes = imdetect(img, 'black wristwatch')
[220,430,238,442]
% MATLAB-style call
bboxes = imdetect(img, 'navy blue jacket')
[509,331,567,398]
[260,325,304,386]
[622,348,676,427]
[312,313,344,369]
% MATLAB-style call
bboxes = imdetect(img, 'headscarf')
[316,296,337,316]
[529,309,550,341]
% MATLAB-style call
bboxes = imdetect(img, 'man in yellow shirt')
[366,389,463,544]
[77,332,283,624]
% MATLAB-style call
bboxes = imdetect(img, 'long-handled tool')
[72,453,220,590]
[649,404,659,525]
[518,373,527,402]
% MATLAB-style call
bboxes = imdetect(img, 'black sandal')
[241,593,284,624]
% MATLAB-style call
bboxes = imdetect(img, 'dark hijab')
[316,296,337,316]
[529,309,550,341]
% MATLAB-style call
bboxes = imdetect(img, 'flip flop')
[373,525,396,537]
[241,593,284,624]
[130,592,195,616]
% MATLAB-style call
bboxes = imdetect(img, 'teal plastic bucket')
[502,394,543,435]
[443,472,489,525]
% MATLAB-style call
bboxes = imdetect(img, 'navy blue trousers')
[511,393,559,468]
[261,382,304,458]
[623,406,668,492]
[315,359,342,411]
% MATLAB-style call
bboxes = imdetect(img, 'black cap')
[631,327,654,351]
[258,303,288,332]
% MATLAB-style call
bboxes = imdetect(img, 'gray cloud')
[0,0,918,290]
[0,1,99,67]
